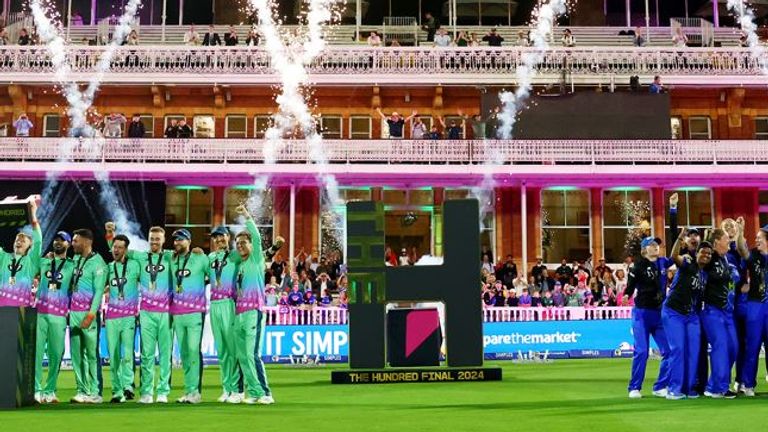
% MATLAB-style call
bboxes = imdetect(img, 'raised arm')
[237,204,265,269]
[437,116,446,128]
[735,216,749,260]
[404,110,417,122]
[375,107,387,120]
[670,224,687,267]
[668,192,679,246]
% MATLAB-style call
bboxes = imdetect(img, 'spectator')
[421,12,438,43]
[512,274,527,296]
[164,119,179,138]
[622,256,633,274]
[338,290,349,309]
[127,115,145,138]
[541,289,554,307]
[13,113,33,137]
[270,253,286,284]
[287,284,304,306]
[303,290,316,306]
[468,32,480,46]
[375,108,415,139]
[481,245,494,264]
[527,275,537,294]
[389,39,400,47]
[125,29,139,45]
[320,288,332,307]
[433,28,451,47]
[649,75,663,94]
[177,118,194,138]
[739,32,749,48]
[552,283,565,307]
[633,27,645,47]
[531,290,542,307]
[70,11,84,26]
[384,246,398,266]
[481,255,494,274]
[316,256,330,276]
[410,115,427,139]
[398,248,410,266]
[203,25,222,46]
[496,256,517,287]
[565,286,582,306]
[482,284,495,306]
[482,28,504,47]
[672,27,687,47]
[505,289,518,307]
[265,286,278,307]
[312,272,336,297]
[561,29,575,47]
[598,290,617,307]
[593,258,611,279]
[438,117,462,139]
[531,257,548,289]
[184,25,201,45]
[454,31,469,47]
[555,258,572,285]
[103,113,127,137]
[519,287,532,307]
[427,125,442,140]
[18,28,31,45]
[367,31,381,47]
[224,25,239,46]
[0,26,9,45]
[517,30,529,47]
[245,28,260,46]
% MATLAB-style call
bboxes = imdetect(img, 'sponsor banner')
[56,319,650,364]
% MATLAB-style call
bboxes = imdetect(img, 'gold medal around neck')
[149,280,156,291]
[176,284,183,294]
[8,277,16,286]
[49,283,57,291]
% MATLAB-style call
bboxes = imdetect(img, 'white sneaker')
[743,387,756,397]
[217,392,230,403]
[666,393,686,400]
[242,397,259,405]
[70,393,89,403]
[733,382,741,393]
[34,392,42,403]
[628,390,642,399]
[137,395,154,404]
[707,392,724,399]
[226,393,244,404]
[156,395,168,404]
[257,395,275,405]
[44,394,59,404]
[652,388,669,398]
[176,394,188,403]
[185,392,202,404]
[87,395,103,404]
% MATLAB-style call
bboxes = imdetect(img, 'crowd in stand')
[481,253,637,309]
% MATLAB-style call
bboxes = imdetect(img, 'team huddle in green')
[1,200,277,405]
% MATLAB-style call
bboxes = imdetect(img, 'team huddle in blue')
[627,193,768,399]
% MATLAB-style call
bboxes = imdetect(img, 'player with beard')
[105,235,141,403]
[0,199,41,307]
[68,228,108,404]
[34,230,75,403]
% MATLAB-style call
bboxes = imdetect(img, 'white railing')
[259,305,634,325]
[483,306,633,322]
[1,138,767,165]
[0,46,764,79]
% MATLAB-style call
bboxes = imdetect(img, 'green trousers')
[35,313,67,395]
[106,316,136,398]
[235,310,270,398]
[139,310,172,397]
[173,312,203,395]
[69,311,100,396]
[210,299,238,394]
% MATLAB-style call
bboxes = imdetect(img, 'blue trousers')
[628,307,671,391]
[661,307,701,396]
[695,309,709,392]
[734,300,748,386]
[702,305,739,394]
[741,301,768,389]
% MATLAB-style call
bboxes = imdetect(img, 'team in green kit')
[0,197,276,405]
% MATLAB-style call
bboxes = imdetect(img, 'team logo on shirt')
[176,269,191,278]
[211,259,228,270]
[45,270,64,281]
[7,263,23,272]
[146,263,166,273]
[110,277,128,287]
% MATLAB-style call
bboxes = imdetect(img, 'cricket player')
[169,228,209,404]
[232,204,273,404]
[624,236,672,398]
[663,228,711,399]
[69,228,108,404]
[35,231,75,403]
[105,234,141,403]
[106,223,174,404]
[734,220,768,397]
[0,199,41,307]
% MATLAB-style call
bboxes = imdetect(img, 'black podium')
[0,307,37,409]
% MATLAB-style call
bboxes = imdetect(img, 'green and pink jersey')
[169,252,208,315]
[36,256,75,316]
[235,219,266,315]
[106,258,141,319]
[0,224,42,307]
[208,249,241,301]
[69,252,108,314]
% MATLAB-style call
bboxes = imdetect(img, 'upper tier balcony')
[1,138,767,186]
[0,46,765,86]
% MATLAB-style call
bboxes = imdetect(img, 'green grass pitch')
[7,359,768,432]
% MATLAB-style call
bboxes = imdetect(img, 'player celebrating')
[35,231,75,403]
[0,199,41,307]
[664,228,712,399]
[106,223,175,404]
[233,204,273,404]
[734,220,768,396]
[105,234,141,403]
[69,229,108,404]
[169,228,209,404]
[624,236,672,398]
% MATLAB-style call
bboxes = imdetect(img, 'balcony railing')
[1,138,767,165]
[0,46,765,85]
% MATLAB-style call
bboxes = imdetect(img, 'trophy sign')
[0,195,37,229]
